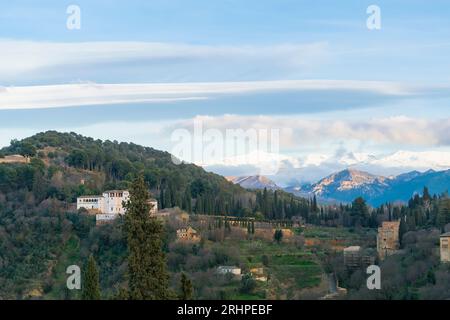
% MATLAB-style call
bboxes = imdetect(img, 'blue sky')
[1,1,450,182]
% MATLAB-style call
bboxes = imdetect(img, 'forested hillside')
[1,132,449,299]
[0,131,311,218]
[0,131,311,299]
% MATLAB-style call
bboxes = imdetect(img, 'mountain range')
[230,168,450,206]
[204,150,450,187]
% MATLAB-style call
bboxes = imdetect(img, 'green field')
[213,239,324,299]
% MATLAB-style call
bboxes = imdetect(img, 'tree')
[423,186,431,203]
[274,229,283,244]
[179,273,193,300]
[240,273,257,294]
[125,174,170,300]
[437,199,450,228]
[398,215,407,247]
[350,197,369,227]
[82,255,101,300]
[312,195,318,212]
[262,255,270,267]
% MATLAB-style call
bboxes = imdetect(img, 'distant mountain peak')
[285,167,450,206]
[310,168,388,196]
[227,175,280,190]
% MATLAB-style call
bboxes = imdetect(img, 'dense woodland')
[1,131,450,299]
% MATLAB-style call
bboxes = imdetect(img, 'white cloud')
[0,80,426,110]
[172,114,450,148]
[0,40,330,83]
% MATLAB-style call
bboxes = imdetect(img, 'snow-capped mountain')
[297,150,450,170]
[310,169,388,195]
[203,149,450,186]
[226,175,280,190]
[368,151,450,171]
[297,169,389,203]
[286,168,450,206]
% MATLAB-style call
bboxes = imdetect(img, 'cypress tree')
[274,229,283,244]
[125,174,170,300]
[82,255,101,300]
[179,273,193,300]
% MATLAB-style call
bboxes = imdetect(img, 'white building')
[77,190,129,215]
[217,266,241,276]
[77,190,158,224]
[77,195,104,213]
[103,190,130,214]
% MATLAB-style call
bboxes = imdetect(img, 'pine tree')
[179,273,193,300]
[125,174,170,300]
[82,255,101,300]
[437,199,450,228]
[312,195,318,212]
[274,229,283,244]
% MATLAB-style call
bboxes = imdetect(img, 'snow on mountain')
[311,169,388,195]
[298,169,389,204]
[202,149,450,186]
[286,168,450,206]
[299,150,450,171]
[368,150,450,170]
[226,175,280,190]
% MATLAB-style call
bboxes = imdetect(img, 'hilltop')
[0,131,309,217]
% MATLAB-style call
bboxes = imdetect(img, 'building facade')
[77,190,158,225]
[440,232,450,263]
[344,246,363,269]
[217,266,242,276]
[77,190,129,214]
[77,195,104,213]
[344,246,375,269]
[103,190,130,214]
[377,220,400,260]
[176,227,201,242]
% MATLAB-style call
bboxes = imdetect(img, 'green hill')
[0,131,252,213]
[0,131,311,299]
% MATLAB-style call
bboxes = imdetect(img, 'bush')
[240,273,257,294]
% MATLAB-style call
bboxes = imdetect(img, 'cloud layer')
[0,80,437,110]
[172,114,450,149]
[0,40,330,84]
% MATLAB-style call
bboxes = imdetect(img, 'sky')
[1,0,450,184]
